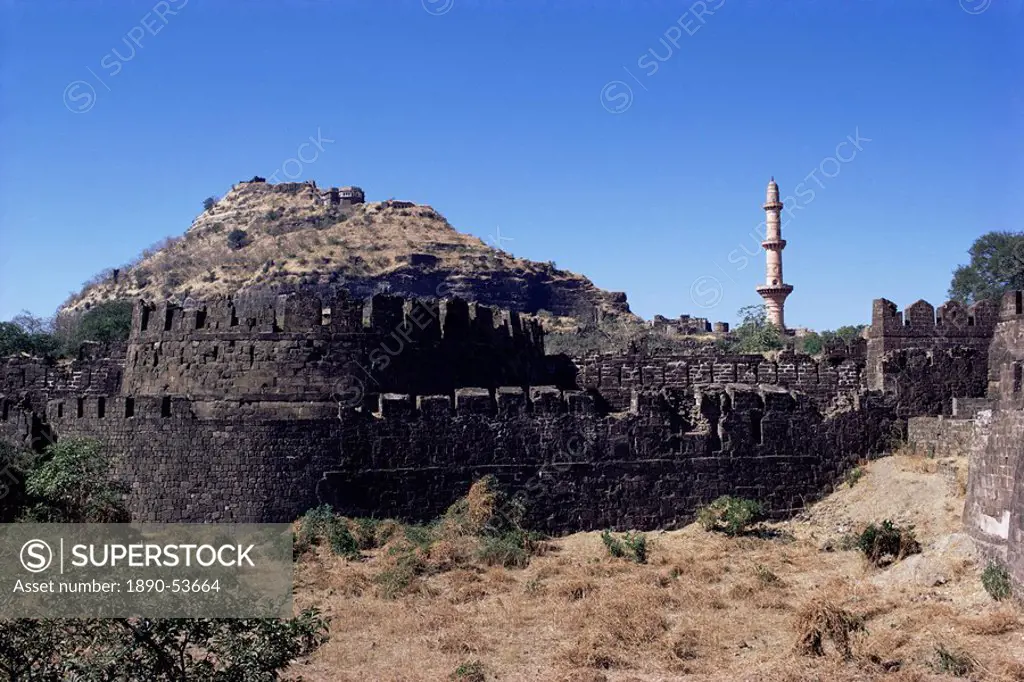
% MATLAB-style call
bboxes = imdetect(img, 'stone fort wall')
[123,292,550,401]
[0,382,897,532]
[962,292,1024,588]
[0,290,991,533]
[866,297,997,416]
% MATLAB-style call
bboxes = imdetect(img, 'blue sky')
[1,0,1020,329]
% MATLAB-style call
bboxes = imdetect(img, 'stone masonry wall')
[123,292,548,400]
[963,291,1024,588]
[572,350,864,412]
[866,298,996,416]
[0,383,897,533]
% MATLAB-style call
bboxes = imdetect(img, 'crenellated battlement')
[130,292,541,345]
[866,297,997,413]
[123,292,546,400]
[868,298,997,337]
[572,352,863,410]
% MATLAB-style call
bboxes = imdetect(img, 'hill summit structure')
[755,178,794,330]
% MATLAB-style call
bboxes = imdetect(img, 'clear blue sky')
[1,0,1020,329]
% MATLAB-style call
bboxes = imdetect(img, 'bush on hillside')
[697,496,764,536]
[227,228,251,250]
[856,520,921,566]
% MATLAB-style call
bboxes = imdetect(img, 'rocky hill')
[65,179,634,324]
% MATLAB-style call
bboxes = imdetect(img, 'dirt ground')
[289,451,1023,681]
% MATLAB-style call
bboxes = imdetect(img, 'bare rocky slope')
[65,179,634,324]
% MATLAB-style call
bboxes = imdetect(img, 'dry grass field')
[289,451,1023,681]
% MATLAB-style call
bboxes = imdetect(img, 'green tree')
[0,439,330,679]
[725,304,783,354]
[57,300,134,354]
[202,196,218,212]
[0,311,59,357]
[949,231,1024,304]
[0,611,329,680]
[799,331,824,355]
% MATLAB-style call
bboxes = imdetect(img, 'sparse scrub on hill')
[544,319,714,356]
[202,196,218,211]
[856,520,921,566]
[697,496,764,536]
[601,530,648,564]
[982,561,1013,601]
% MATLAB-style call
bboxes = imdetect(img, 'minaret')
[755,178,793,329]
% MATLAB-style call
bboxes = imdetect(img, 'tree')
[202,196,218,212]
[21,438,129,522]
[227,228,251,250]
[949,231,1024,304]
[724,304,783,354]
[0,311,59,357]
[56,300,134,354]
[0,438,330,679]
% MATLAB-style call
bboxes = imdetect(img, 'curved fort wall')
[963,291,1024,588]
[123,292,548,400]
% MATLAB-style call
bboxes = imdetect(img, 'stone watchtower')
[756,178,794,329]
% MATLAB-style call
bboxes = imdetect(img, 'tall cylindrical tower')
[755,178,794,329]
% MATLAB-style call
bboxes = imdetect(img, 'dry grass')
[290,456,1024,681]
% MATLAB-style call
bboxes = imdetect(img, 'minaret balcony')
[762,200,784,211]
[755,283,794,296]
[761,239,787,250]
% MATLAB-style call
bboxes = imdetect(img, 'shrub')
[856,520,921,566]
[845,466,864,487]
[755,564,781,585]
[451,660,486,681]
[477,530,533,568]
[202,196,217,211]
[294,505,359,559]
[697,496,763,536]
[981,561,1013,601]
[0,609,328,679]
[601,530,648,564]
[226,229,251,250]
[933,644,975,677]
